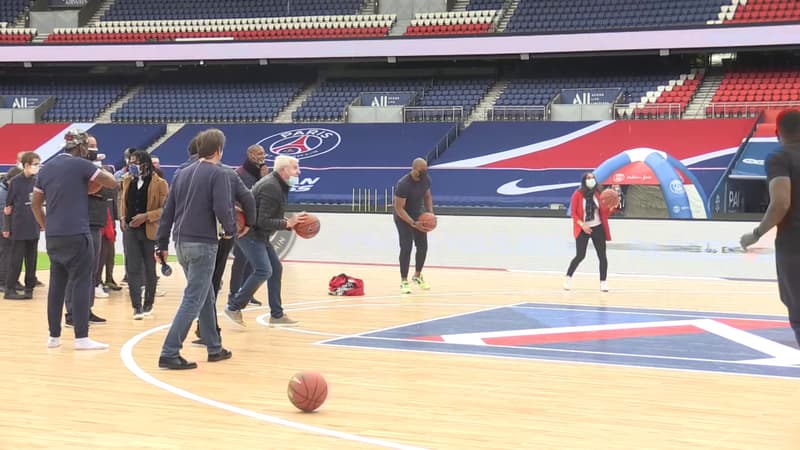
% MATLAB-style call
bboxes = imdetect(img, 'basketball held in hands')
[600,189,620,210]
[416,212,437,232]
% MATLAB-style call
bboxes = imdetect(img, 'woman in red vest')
[564,172,618,292]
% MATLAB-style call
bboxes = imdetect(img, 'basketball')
[287,371,328,412]
[417,212,437,231]
[600,188,619,209]
[235,206,246,233]
[88,179,102,195]
[294,213,320,239]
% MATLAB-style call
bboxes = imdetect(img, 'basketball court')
[0,214,797,450]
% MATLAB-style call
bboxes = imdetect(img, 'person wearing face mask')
[223,154,306,329]
[120,150,168,319]
[3,152,41,300]
[31,128,119,350]
[393,157,434,295]
[564,172,616,292]
[227,144,268,308]
[63,135,111,326]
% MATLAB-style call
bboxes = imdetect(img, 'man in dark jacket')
[223,154,306,328]
[228,144,267,306]
[3,152,40,300]
[0,167,22,294]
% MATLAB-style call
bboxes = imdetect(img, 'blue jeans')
[228,236,284,318]
[160,241,222,358]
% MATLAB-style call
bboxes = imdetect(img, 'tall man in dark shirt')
[32,129,118,350]
[156,128,235,370]
[393,157,434,295]
[741,110,800,347]
[3,151,40,300]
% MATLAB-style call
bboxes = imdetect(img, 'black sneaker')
[191,338,207,347]
[64,317,74,328]
[14,282,24,291]
[105,281,122,291]
[4,290,28,300]
[249,298,262,306]
[143,304,153,316]
[89,311,107,324]
[35,280,45,288]
[133,307,144,320]
[23,289,33,299]
[208,348,232,362]
[158,355,197,370]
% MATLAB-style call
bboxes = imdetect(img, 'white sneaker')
[563,276,572,291]
[95,286,109,298]
[600,281,609,292]
[47,337,61,348]
[74,337,109,351]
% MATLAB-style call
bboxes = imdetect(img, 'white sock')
[47,337,61,348]
[74,337,109,351]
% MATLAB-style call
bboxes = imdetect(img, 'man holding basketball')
[31,128,118,350]
[224,154,305,328]
[393,157,434,295]
[741,109,800,347]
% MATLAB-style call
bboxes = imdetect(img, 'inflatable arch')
[593,148,709,219]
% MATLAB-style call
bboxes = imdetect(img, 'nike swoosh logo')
[497,180,581,196]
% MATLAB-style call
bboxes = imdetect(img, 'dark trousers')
[566,225,608,281]
[395,218,428,279]
[123,227,156,310]
[65,227,102,316]
[776,249,800,346]
[47,233,93,339]
[97,232,116,284]
[228,243,253,299]
[0,235,10,288]
[6,238,37,291]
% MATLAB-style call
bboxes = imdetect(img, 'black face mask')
[416,169,427,178]
[87,150,98,161]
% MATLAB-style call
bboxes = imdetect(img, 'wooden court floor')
[0,261,798,450]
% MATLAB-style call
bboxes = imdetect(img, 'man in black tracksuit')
[3,152,40,300]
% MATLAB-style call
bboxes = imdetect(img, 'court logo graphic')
[257,128,341,161]
[320,303,800,379]
[669,179,685,195]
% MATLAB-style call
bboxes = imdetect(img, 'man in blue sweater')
[156,128,236,370]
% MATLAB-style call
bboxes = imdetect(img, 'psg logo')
[257,128,342,161]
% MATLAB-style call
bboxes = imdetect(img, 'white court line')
[120,325,428,450]
[695,319,800,365]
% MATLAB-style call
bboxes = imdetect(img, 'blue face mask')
[128,164,141,178]
[288,175,299,186]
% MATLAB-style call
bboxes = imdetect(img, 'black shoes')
[4,290,28,300]
[89,311,106,324]
[208,348,232,362]
[158,355,198,370]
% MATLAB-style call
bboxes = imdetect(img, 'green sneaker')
[400,281,411,294]
[412,276,430,290]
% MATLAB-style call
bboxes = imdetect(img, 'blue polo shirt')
[34,153,101,237]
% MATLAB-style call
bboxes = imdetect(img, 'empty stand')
[505,0,728,33]
[0,27,35,43]
[725,0,800,24]
[102,0,364,21]
[494,66,700,120]
[405,10,497,36]
[466,0,505,11]
[0,78,130,122]
[706,69,800,118]
[0,0,26,24]
[294,77,493,122]
[48,14,395,43]
[112,78,304,123]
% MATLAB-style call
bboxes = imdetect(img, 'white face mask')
[585,179,597,189]
[288,175,299,186]
[29,165,40,175]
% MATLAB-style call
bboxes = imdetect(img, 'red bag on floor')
[102,208,115,241]
[328,273,364,296]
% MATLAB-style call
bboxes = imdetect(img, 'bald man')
[393,158,434,294]
[741,109,800,347]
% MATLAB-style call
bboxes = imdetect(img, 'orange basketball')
[235,206,246,233]
[88,179,102,195]
[287,371,328,412]
[417,212,437,232]
[600,188,620,209]
[294,213,320,239]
